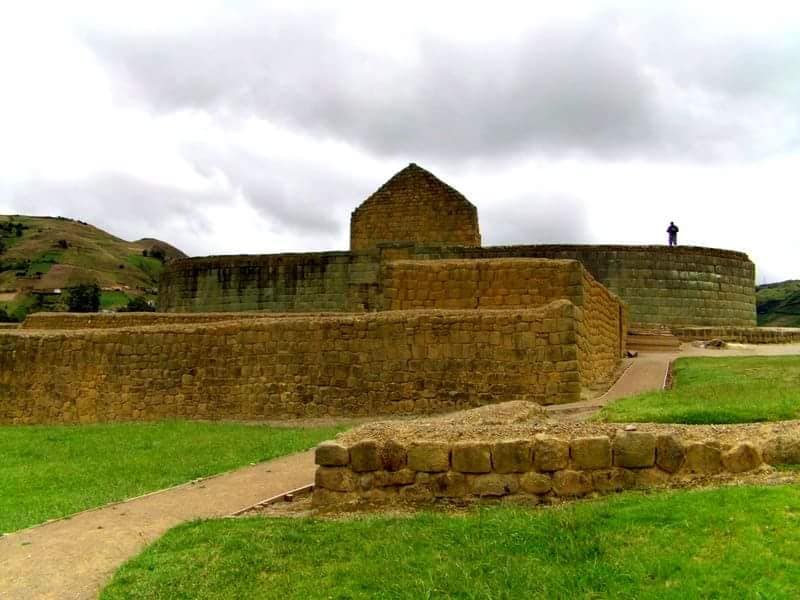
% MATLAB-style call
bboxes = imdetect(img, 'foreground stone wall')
[160,244,755,328]
[0,303,582,425]
[313,423,797,507]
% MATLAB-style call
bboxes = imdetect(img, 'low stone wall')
[313,419,800,507]
[671,326,800,344]
[21,311,322,330]
[0,303,582,425]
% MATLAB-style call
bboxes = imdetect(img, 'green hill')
[757,280,800,327]
[0,215,185,320]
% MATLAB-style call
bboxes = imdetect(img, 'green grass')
[26,249,63,276]
[100,290,131,310]
[126,254,164,281]
[102,484,800,599]
[598,356,800,424]
[0,421,343,533]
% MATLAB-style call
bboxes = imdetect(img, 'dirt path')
[0,451,317,600]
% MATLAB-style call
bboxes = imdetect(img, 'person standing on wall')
[667,221,679,246]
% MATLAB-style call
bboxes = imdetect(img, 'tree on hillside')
[67,283,101,313]
[119,296,155,312]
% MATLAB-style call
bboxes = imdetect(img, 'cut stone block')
[315,467,357,492]
[492,440,533,473]
[519,472,552,495]
[467,473,520,497]
[452,442,492,473]
[534,436,569,472]
[656,434,685,473]
[684,441,722,474]
[613,431,656,468]
[407,442,451,472]
[315,442,349,467]
[552,470,593,496]
[570,436,612,470]
[350,440,381,472]
[722,442,761,473]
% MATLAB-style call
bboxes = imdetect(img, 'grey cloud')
[479,194,592,246]
[8,174,216,255]
[83,10,800,161]
[181,144,365,237]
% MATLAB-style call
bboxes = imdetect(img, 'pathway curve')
[0,451,316,600]
[547,342,800,421]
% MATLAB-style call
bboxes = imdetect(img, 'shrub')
[67,283,101,313]
[119,296,155,312]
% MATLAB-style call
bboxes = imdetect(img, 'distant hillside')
[757,280,800,327]
[0,215,186,319]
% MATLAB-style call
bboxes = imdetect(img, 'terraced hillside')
[0,215,185,320]
[757,280,800,327]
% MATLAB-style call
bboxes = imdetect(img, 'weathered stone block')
[350,440,381,472]
[534,436,569,471]
[592,468,636,492]
[315,467,357,492]
[315,442,349,466]
[552,470,593,496]
[762,435,800,465]
[492,440,533,473]
[361,469,417,489]
[467,473,520,497]
[430,471,468,498]
[407,442,451,472]
[570,436,611,470]
[722,442,761,473]
[519,472,552,495]
[613,432,656,468]
[311,488,358,507]
[633,467,671,488]
[684,441,722,474]
[452,442,492,473]
[380,440,407,472]
[656,434,685,473]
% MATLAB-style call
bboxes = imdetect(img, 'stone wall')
[350,164,481,251]
[21,311,321,330]
[381,258,625,385]
[0,302,583,425]
[159,244,755,328]
[157,252,383,313]
[446,245,755,327]
[313,420,797,507]
[670,326,800,344]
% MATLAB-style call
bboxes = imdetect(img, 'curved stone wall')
[451,245,756,327]
[159,244,755,327]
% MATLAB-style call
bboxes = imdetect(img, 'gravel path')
[0,451,316,600]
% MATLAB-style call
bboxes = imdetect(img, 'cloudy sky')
[1,1,798,283]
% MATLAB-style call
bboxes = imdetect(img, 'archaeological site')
[3,163,800,509]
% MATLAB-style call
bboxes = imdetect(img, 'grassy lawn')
[0,421,343,533]
[598,355,800,424]
[100,290,131,310]
[102,484,800,599]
